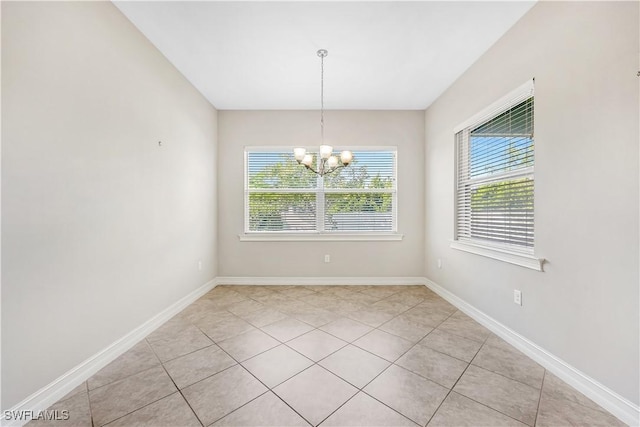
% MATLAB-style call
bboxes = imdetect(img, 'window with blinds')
[245,148,397,233]
[455,82,535,252]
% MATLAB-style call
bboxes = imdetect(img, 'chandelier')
[294,49,353,176]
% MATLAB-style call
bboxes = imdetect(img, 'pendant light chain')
[320,50,325,143]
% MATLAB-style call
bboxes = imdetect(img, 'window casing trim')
[450,239,544,271]
[453,79,535,134]
[239,232,404,242]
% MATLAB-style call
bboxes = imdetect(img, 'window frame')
[241,145,403,242]
[451,80,544,271]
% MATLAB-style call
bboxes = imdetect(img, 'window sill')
[450,240,544,271]
[239,233,404,242]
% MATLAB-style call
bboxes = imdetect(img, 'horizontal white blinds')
[325,193,393,231]
[324,151,396,190]
[248,151,317,190]
[456,95,535,249]
[246,149,396,233]
[248,193,316,231]
[468,99,534,179]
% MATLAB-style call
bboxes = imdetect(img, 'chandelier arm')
[324,164,346,176]
[304,164,320,175]
[304,163,346,177]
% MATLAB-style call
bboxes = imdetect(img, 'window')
[244,147,399,240]
[452,80,543,270]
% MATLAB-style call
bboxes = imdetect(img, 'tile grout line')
[282,289,462,398]
[422,306,497,423]
[255,286,418,426]
[269,391,314,427]
[434,332,534,427]
[85,340,164,395]
[468,362,544,394]
[97,391,185,427]
[87,382,96,427]
[230,355,317,426]
[423,327,489,426]
[529,374,621,422]
[171,323,255,391]
[86,362,159,394]
[94,334,188,425]
[190,323,318,427]
[470,337,547,390]
[204,390,273,427]
[329,307,458,427]
[414,336,480,365]
[154,341,217,364]
[300,364,362,426]
[358,389,423,427]
[157,362,206,427]
[192,335,276,426]
[313,390,365,426]
[533,369,547,426]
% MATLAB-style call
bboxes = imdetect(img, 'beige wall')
[424,1,639,405]
[1,2,218,408]
[218,110,425,278]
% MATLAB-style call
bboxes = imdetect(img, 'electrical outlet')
[324,254,331,263]
[514,290,522,306]
[198,260,202,271]
[437,258,442,269]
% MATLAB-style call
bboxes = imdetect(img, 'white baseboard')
[2,279,217,427]
[424,278,640,427]
[216,276,427,286]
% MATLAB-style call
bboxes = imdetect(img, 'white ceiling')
[114,1,535,110]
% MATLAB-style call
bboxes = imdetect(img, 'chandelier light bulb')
[294,147,307,162]
[340,150,353,165]
[327,155,339,168]
[319,145,333,159]
[301,154,314,166]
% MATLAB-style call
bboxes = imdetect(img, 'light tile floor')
[28,285,627,427]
